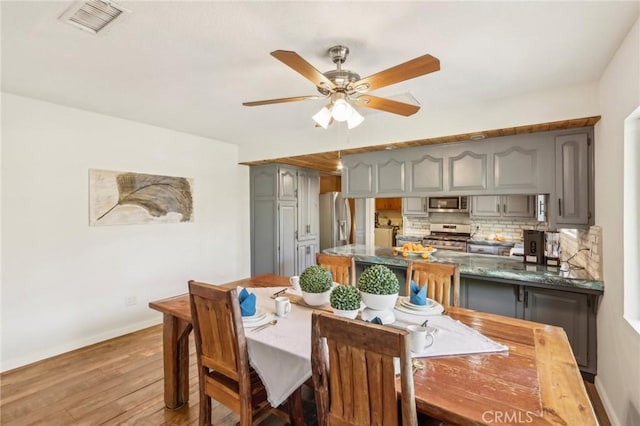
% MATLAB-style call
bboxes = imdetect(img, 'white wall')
[594,18,640,426]
[1,93,250,371]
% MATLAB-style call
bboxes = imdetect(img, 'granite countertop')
[324,244,604,293]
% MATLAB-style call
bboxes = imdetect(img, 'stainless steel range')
[423,224,471,252]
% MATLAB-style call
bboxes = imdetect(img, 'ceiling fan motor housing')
[318,69,361,95]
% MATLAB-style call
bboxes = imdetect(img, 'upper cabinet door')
[343,160,375,197]
[470,195,501,217]
[555,133,589,226]
[494,146,538,191]
[376,158,405,195]
[402,198,428,216]
[502,195,535,218]
[409,154,443,193]
[251,167,277,198]
[278,167,297,201]
[449,151,487,191]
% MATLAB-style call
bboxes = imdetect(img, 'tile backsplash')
[403,214,547,242]
[559,226,602,280]
[403,214,602,279]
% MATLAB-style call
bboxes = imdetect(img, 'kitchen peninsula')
[324,244,603,378]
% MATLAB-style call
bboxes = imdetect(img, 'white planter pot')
[302,291,331,306]
[359,291,398,310]
[332,308,359,319]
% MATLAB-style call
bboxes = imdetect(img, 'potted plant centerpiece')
[357,265,400,311]
[299,265,333,306]
[330,285,361,319]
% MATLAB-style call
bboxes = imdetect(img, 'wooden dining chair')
[405,261,460,308]
[311,312,418,426]
[316,253,356,285]
[188,280,300,426]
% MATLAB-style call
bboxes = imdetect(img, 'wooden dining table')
[149,273,596,425]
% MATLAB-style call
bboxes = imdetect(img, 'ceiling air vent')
[60,0,129,35]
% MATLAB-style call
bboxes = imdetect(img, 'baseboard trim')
[1,317,162,373]
[595,376,620,426]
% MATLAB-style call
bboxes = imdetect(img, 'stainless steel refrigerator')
[319,192,351,251]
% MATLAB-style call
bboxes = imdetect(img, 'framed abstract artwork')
[89,169,193,226]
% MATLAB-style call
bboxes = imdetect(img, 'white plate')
[242,314,274,329]
[399,297,437,310]
[394,303,444,317]
[242,309,266,323]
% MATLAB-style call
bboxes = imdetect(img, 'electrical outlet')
[125,296,137,306]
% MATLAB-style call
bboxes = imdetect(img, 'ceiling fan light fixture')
[347,108,364,129]
[313,106,332,129]
[331,98,351,122]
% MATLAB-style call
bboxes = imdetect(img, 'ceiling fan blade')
[271,50,336,91]
[243,95,324,107]
[351,54,440,92]
[353,95,420,116]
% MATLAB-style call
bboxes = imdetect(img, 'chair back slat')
[312,312,417,426]
[189,282,245,381]
[406,261,460,308]
[316,253,356,286]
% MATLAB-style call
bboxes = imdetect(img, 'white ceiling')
[2,1,639,161]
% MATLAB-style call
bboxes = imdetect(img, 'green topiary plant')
[330,285,361,311]
[299,265,333,293]
[357,265,400,295]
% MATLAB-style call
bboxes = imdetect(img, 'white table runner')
[242,287,508,408]
[244,287,312,407]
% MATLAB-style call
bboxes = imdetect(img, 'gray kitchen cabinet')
[448,150,488,191]
[494,146,541,191]
[524,287,589,369]
[251,198,277,274]
[460,277,519,318]
[471,195,534,218]
[376,158,405,195]
[470,195,501,216]
[408,153,443,192]
[278,202,297,277]
[297,170,319,241]
[340,127,591,199]
[555,132,591,227]
[342,158,375,197]
[402,197,428,216]
[460,276,596,375]
[250,164,319,276]
[297,240,317,274]
[278,167,297,201]
[503,195,535,217]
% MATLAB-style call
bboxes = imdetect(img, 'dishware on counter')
[275,296,291,317]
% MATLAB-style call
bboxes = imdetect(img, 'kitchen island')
[324,244,603,378]
[324,244,604,293]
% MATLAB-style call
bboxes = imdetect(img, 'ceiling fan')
[243,45,440,129]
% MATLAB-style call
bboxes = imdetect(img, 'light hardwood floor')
[0,325,287,425]
[1,324,609,425]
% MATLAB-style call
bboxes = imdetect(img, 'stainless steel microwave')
[427,196,469,213]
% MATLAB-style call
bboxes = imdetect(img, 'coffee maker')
[523,230,545,264]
